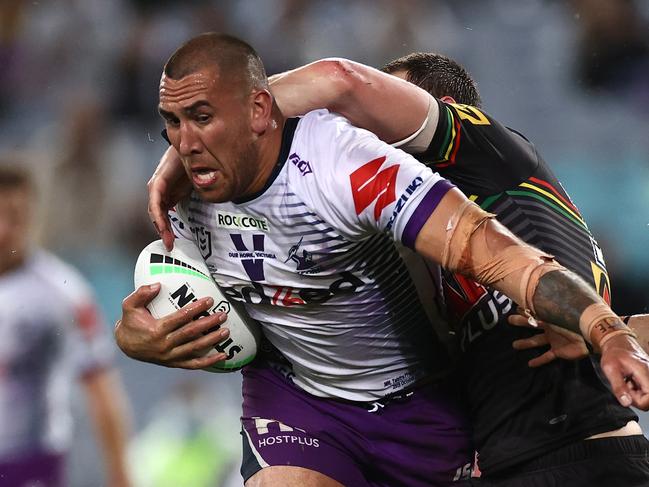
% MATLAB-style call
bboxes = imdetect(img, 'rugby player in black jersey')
[377,53,649,486]
[141,53,649,486]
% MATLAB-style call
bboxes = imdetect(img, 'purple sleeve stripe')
[401,179,455,249]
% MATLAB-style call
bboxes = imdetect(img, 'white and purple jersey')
[171,110,455,401]
[0,251,113,457]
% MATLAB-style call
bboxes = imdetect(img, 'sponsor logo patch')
[252,418,320,449]
[221,271,365,307]
[216,211,270,232]
[350,156,399,220]
[443,272,514,349]
[385,176,424,230]
[229,234,276,282]
[383,371,417,391]
[289,152,313,176]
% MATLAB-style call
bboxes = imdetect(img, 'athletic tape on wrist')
[579,302,635,351]
[597,327,638,351]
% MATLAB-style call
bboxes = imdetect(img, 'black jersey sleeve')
[418,98,540,195]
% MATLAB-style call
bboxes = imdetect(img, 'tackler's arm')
[414,188,631,348]
[269,58,432,145]
[414,187,649,409]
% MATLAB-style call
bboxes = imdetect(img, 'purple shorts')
[240,362,473,486]
[0,449,65,487]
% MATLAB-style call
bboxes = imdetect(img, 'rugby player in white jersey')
[147,52,649,486]
[0,165,133,487]
[116,33,649,487]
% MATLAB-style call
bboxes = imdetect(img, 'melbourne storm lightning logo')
[284,236,315,272]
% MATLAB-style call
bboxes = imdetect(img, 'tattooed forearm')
[532,269,604,335]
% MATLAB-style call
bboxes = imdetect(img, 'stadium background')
[0,0,647,485]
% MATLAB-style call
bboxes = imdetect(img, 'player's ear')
[250,89,273,135]
[440,95,457,104]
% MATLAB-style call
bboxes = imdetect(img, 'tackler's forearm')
[534,275,637,351]
[440,198,563,314]
[431,195,636,349]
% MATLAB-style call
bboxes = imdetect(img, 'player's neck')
[250,106,286,192]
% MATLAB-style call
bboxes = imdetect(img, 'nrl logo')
[193,226,212,260]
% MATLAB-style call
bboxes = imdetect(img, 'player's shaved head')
[164,33,268,94]
[383,52,481,107]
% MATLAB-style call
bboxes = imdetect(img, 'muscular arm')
[414,188,603,336]
[414,188,632,339]
[148,147,191,249]
[270,58,432,144]
[415,188,649,407]
[532,269,605,334]
[82,368,133,487]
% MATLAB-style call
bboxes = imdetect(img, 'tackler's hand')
[599,334,649,410]
[147,146,192,251]
[509,312,588,367]
[115,283,230,370]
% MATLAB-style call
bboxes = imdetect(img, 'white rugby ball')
[134,239,261,372]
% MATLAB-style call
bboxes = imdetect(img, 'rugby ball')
[134,239,261,372]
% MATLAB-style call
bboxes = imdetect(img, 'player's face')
[158,66,259,203]
[0,187,31,273]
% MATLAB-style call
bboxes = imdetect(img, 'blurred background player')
[0,164,133,487]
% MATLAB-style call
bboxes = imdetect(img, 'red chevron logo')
[349,156,399,220]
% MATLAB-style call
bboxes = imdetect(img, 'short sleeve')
[289,110,455,248]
